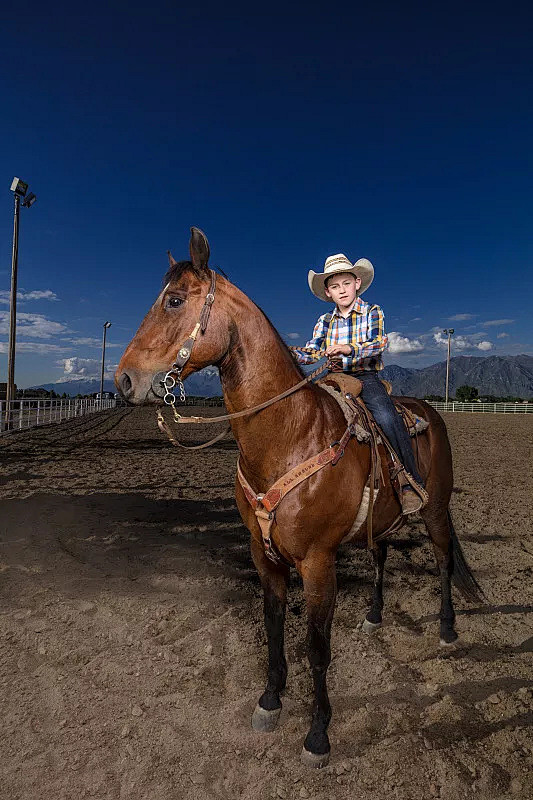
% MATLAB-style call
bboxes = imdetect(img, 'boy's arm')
[341,305,388,369]
[289,314,330,364]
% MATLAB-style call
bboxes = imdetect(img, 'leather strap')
[156,409,230,450]
[170,362,327,425]
[171,271,217,371]
[237,435,351,564]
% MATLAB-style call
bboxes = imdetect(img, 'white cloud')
[0,311,68,339]
[482,318,514,327]
[387,331,424,353]
[434,331,470,350]
[434,330,493,352]
[56,357,118,382]
[448,313,476,321]
[409,317,422,322]
[284,332,300,340]
[0,341,68,354]
[497,332,509,338]
[0,289,59,304]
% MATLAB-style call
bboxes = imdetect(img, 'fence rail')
[0,397,118,434]
[428,401,533,414]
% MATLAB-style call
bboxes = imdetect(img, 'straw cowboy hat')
[308,253,374,302]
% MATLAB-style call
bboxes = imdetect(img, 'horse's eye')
[167,297,183,308]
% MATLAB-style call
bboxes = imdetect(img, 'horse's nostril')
[119,372,132,396]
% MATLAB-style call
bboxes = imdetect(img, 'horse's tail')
[448,510,485,603]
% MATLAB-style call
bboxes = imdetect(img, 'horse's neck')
[218,288,321,477]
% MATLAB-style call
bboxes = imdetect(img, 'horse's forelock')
[163,259,203,287]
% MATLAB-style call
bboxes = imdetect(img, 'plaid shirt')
[291,297,388,373]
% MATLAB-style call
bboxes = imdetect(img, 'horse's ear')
[189,227,210,272]
[167,250,177,267]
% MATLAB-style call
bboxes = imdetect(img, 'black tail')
[448,510,485,603]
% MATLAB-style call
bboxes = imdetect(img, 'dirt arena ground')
[1,407,532,800]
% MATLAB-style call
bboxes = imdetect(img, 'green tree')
[455,385,479,402]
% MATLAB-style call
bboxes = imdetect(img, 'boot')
[391,466,429,515]
[401,484,428,514]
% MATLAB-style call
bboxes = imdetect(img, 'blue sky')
[1,1,532,388]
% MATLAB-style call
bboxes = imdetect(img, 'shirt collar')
[332,296,367,318]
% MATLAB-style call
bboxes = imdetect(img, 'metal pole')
[445,332,451,404]
[4,194,21,431]
[100,324,107,409]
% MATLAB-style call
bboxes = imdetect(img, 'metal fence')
[0,397,118,434]
[429,401,533,414]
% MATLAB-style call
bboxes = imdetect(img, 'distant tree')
[424,394,445,402]
[455,385,478,402]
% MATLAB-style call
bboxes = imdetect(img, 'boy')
[290,253,427,514]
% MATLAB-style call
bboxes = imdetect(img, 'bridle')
[154,269,217,406]
[152,267,330,449]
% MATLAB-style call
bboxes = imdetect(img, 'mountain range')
[381,354,533,399]
[28,355,533,399]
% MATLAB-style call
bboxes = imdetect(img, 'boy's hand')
[325,344,352,357]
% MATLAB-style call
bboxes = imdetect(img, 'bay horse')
[115,228,481,767]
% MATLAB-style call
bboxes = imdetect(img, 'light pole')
[443,328,454,404]
[99,322,112,408]
[3,178,37,431]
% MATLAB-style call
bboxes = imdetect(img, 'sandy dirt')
[1,407,532,800]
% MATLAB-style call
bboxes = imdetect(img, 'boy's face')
[324,273,361,310]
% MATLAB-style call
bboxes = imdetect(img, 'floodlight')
[104,321,112,328]
[10,177,28,197]
[22,192,36,208]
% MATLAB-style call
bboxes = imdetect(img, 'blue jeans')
[356,372,424,486]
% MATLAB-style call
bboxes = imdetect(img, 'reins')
[155,362,327,449]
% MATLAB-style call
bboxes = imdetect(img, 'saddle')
[318,374,428,439]
[317,373,429,545]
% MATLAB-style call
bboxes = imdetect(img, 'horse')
[115,227,481,768]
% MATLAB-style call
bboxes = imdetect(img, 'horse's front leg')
[250,537,290,732]
[298,550,337,768]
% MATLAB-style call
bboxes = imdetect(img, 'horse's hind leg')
[363,540,388,633]
[420,505,458,645]
[251,539,289,732]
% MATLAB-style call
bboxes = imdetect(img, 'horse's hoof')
[362,618,382,635]
[439,628,458,647]
[251,704,281,732]
[439,635,458,648]
[300,747,330,769]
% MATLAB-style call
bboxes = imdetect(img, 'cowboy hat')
[308,254,374,302]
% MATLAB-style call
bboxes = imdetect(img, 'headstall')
[152,269,217,405]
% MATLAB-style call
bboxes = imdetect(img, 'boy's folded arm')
[341,305,388,367]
